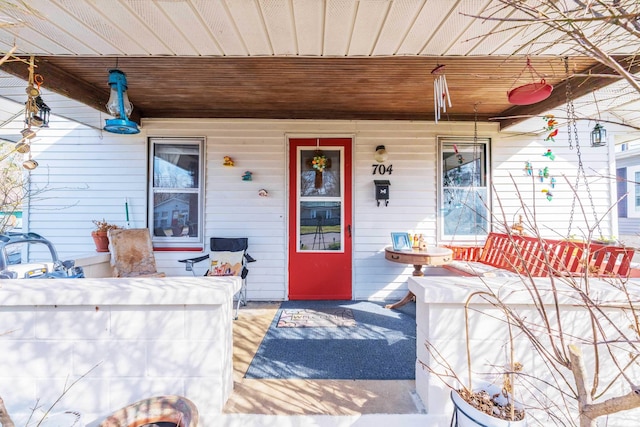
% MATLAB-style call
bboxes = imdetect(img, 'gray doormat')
[245,300,416,380]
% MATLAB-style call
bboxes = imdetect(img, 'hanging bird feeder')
[507,58,553,105]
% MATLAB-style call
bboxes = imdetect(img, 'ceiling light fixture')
[104,68,140,134]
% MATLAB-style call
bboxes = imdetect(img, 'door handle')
[347,225,352,237]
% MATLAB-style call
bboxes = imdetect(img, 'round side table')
[384,246,453,309]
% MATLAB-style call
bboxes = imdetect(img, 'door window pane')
[300,149,341,197]
[299,201,342,251]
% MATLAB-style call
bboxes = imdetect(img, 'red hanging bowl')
[507,79,553,105]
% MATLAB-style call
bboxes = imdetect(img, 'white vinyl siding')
[626,166,640,218]
[24,118,617,302]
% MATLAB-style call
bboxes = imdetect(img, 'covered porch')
[1,1,640,426]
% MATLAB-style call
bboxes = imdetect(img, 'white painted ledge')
[0,276,240,306]
[409,275,634,306]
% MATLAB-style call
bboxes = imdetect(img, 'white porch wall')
[22,118,617,301]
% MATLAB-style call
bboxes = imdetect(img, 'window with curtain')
[438,137,490,243]
[149,137,204,247]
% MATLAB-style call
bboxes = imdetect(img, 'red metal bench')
[442,232,634,278]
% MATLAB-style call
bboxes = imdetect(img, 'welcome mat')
[245,300,416,380]
[277,307,356,328]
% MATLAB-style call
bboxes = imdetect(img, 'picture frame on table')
[391,232,412,251]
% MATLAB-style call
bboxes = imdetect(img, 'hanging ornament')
[507,58,553,105]
[538,169,544,182]
[524,161,533,176]
[543,115,559,142]
[543,149,555,160]
[542,166,550,179]
[541,188,553,201]
[543,114,558,130]
[453,144,464,164]
[545,128,558,142]
[432,64,451,124]
[550,177,556,188]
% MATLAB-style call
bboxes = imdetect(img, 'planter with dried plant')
[449,291,526,426]
[91,219,121,252]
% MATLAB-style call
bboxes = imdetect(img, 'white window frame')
[437,136,491,244]
[627,165,640,218]
[148,137,205,248]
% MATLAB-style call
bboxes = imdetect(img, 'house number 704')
[371,164,393,175]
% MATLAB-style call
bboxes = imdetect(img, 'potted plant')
[449,291,526,427]
[451,376,525,427]
[423,289,526,427]
[91,219,120,252]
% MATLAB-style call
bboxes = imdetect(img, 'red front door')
[288,138,352,300]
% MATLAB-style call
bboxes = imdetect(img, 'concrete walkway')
[218,302,436,426]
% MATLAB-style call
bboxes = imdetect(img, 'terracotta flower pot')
[91,231,110,252]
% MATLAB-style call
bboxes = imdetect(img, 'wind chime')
[432,64,451,124]
[1,56,50,170]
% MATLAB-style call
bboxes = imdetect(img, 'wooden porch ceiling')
[2,54,638,130]
[0,1,637,132]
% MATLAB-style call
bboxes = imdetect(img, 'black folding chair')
[179,237,256,319]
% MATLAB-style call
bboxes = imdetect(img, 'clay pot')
[91,231,110,252]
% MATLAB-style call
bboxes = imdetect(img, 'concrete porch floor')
[219,301,432,426]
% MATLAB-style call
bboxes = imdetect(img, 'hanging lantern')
[104,69,140,134]
[34,95,50,128]
[590,123,606,147]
